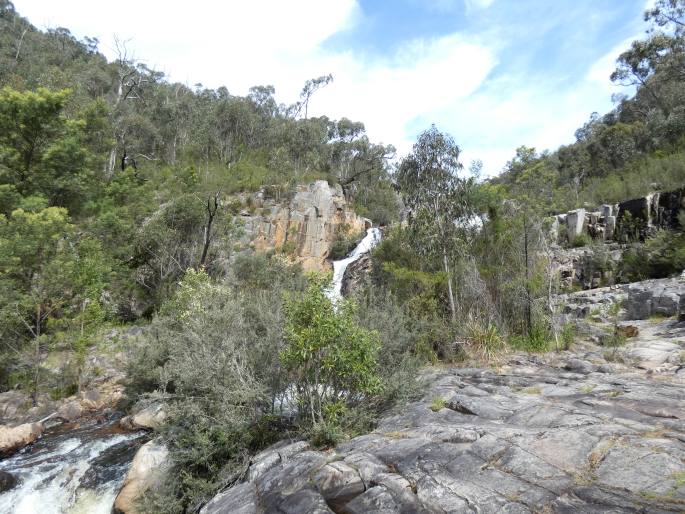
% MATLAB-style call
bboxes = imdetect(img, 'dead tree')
[199,192,220,268]
[107,36,148,177]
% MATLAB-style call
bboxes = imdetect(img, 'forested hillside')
[0,0,396,375]
[0,0,684,512]
[493,1,685,212]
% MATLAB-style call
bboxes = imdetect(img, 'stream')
[0,413,145,514]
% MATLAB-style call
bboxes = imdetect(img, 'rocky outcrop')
[341,253,373,296]
[0,421,43,456]
[551,187,685,245]
[0,391,30,421]
[113,439,169,514]
[120,402,167,431]
[553,244,626,290]
[201,332,685,513]
[558,276,685,321]
[239,181,370,271]
[54,387,124,423]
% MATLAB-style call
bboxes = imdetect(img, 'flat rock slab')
[202,323,685,514]
[627,340,682,369]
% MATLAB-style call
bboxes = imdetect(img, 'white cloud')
[465,0,496,10]
[586,35,638,93]
[309,34,497,155]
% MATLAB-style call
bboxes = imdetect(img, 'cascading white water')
[326,227,381,303]
[0,419,144,514]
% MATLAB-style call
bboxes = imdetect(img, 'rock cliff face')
[239,181,370,272]
[552,244,628,290]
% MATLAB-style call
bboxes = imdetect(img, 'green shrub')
[129,268,290,511]
[571,233,592,248]
[618,230,685,282]
[560,322,575,350]
[308,420,344,449]
[509,324,551,352]
[355,289,421,408]
[281,240,297,256]
[429,397,446,412]
[352,181,400,226]
[281,276,382,426]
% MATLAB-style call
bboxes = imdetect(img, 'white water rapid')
[0,417,144,514]
[326,227,381,303]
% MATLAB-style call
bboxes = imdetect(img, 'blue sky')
[14,0,651,175]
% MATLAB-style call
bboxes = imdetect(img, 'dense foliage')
[0,0,684,511]
[0,0,397,395]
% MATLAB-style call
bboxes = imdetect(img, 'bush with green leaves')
[619,229,685,282]
[129,267,290,511]
[465,319,505,361]
[132,264,420,510]
[354,289,421,409]
[509,323,552,353]
[281,276,382,426]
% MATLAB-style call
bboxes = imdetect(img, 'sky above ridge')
[14,0,651,175]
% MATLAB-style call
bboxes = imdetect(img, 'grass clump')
[521,386,542,395]
[509,324,551,353]
[465,320,505,361]
[429,397,446,412]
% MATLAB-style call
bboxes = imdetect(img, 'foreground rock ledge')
[202,332,685,513]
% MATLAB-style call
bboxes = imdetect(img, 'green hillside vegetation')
[492,0,685,213]
[0,0,684,511]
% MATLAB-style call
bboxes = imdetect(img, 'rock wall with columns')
[238,180,370,272]
[550,187,685,245]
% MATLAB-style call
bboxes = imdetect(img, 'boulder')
[79,389,104,411]
[604,215,616,240]
[566,208,586,240]
[313,461,365,507]
[57,400,84,422]
[113,440,169,514]
[0,422,43,456]
[600,204,613,218]
[120,403,167,431]
[563,359,596,374]
[0,470,17,493]
[201,482,257,514]
[616,325,639,338]
[341,253,372,297]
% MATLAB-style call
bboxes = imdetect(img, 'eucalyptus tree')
[396,125,477,322]
[612,0,685,117]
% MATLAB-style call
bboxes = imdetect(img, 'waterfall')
[326,227,381,303]
[0,417,144,514]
